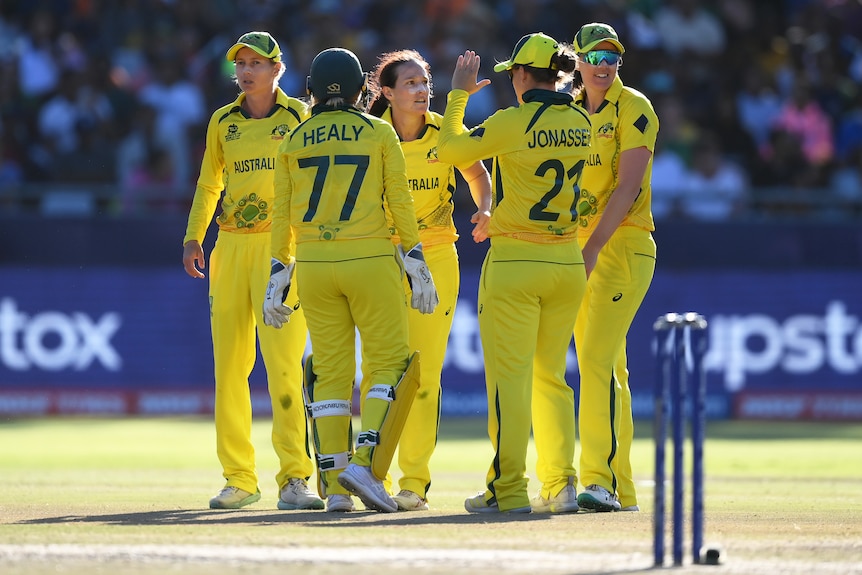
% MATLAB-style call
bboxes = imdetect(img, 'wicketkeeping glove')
[262,257,296,328]
[398,243,439,314]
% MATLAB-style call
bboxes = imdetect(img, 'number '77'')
[298,154,370,222]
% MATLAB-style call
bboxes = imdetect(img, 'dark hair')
[571,68,584,94]
[521,43,577,85]
[367,49,433,117]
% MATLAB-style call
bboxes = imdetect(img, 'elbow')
[436,143,454,165]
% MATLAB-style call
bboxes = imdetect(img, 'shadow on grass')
[15,509,558,527]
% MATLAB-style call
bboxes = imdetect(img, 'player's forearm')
[271,169,294,262]
[463,162,492,212]
[437,90,473,165]
[585,146,652,252]
[183,185,220,245]
[582,186,637,254]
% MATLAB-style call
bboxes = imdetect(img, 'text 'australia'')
[528,128,590,149]
[234,157,275,173]
[409,177,439,191]
[304,124,365,146]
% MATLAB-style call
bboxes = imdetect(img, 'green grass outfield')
[1,417,860,574]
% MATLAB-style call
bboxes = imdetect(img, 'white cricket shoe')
[615,495,640,512]
[530,478,579,513]
[577,484,621,512]
[464,492,531,514]
[326,494,355,512]
[337,463,397,513]
[209,486,261,509]
[277,478,325,510]
[393,489,429,511]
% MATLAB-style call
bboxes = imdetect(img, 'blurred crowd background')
[1,0,860,221]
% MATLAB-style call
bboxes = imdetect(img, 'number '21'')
[528,159,585,221]
[299,155,370,222]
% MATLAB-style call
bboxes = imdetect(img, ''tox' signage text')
[0,298,122,371]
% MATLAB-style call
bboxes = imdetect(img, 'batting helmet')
[307,48,366,101]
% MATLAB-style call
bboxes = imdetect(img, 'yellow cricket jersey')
[183,89,309,244]
[271,104,420,263]
[381,108,472,248]
[573,75,658,237]
[438,89,592,247]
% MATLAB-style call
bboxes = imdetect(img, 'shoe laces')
[585,484,611,498]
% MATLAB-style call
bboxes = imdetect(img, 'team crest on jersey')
[271,124,290,140]
[426,146,440,163]
[577,188,599,227]
[225,123,241,142]
[218,192,268,228]
[596,122,614,139]
[318,225,340,240]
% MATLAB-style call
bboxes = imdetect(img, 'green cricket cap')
[493,32,559,73]
[573,22,625,54]
[226,31,282,62]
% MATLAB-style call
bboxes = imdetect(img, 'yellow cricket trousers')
[299,253,410,496]
[575,226,656,506]
[477,237,586,511]
[209,231,313,495]
[398,242,458,498]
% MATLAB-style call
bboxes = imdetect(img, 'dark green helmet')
[306,48,366,100]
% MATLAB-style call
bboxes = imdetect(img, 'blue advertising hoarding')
[1,265,860,419]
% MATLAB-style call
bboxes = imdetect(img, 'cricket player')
[263,47,438,513]
[364,49,492,511]
[570,23,659,512]
[182,31,323,511]
[437,34,590,514]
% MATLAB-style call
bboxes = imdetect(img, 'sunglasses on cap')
[579,50,621,66]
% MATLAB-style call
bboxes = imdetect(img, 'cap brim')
[493,60,514,73]
[578,38,625,54]
[226,43,280,62]
[226,43,245,61]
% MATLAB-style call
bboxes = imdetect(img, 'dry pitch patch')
[2,542,861,575]
[2,507,861,575]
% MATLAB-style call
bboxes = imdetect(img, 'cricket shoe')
[615,496,640,512]
[464,492,531,514]
[530,478,579,513]
[277,478,325,510]
[393,489,429,511]
[326,494,356,512]
[337,463,398,512]
[577,484,621,512]
[209,486,261,509]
